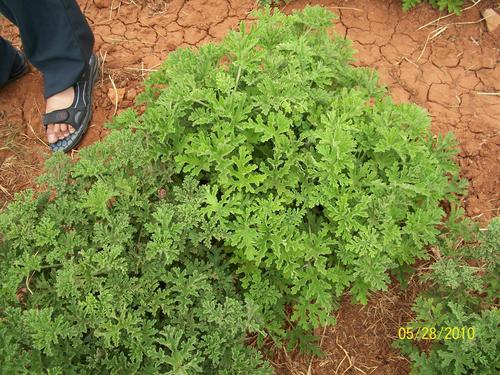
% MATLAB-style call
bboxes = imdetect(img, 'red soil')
[0,0,498,374]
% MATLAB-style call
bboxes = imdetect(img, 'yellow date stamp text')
[398,326,475,341]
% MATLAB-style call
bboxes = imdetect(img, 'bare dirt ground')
[0,0,498,374]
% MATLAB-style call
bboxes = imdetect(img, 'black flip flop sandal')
[43,53,100,153]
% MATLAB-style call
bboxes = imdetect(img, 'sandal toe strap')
[43,107,85,131]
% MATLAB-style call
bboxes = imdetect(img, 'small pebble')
[482,8,500,33]
[94,0,112,9]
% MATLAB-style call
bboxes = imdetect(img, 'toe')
[60,123,69,137]
[46,124,58,144]
[53,124,66,140]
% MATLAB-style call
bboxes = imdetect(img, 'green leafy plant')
[395,217,500,375]
[258,0,465,14]
[0,130,271,374]
[258,0,291,6]
[1,5,470,372]
[402,0,465,14]
[137,5,465,340]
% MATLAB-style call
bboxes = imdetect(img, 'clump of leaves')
[0,5,469,371]
[136,4,465,341]
[402,0,464,14]
[395,217,500,375]
[258,0,291,6]
[0,130,271,374]
[259,0,465,15]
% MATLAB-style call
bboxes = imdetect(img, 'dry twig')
[417,0,482,30]
[306,325,328,375]
[109,74,119,116]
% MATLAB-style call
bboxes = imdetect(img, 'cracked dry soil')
[0,0,498,374]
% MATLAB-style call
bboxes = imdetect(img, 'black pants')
[0,0,94,98]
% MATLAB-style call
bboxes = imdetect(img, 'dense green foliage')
[396,216,500,375]
[0,132,271,374]
[1,5,468,373]
[138,5,464,336]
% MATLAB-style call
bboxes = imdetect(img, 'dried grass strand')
[417,0,481,30]
[306,325,328,375]
[109,74,119,116]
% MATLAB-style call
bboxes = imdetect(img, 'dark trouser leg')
[0,3,17,86]
[0,37,17,86]
[0,0,94,98]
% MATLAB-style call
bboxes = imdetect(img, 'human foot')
[43,53,99,153]
[45,86,76,144]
